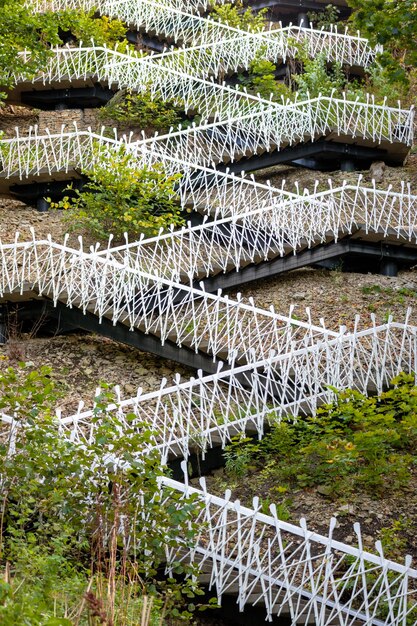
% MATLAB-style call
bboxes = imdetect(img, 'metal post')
[36,196,49,212]
[341,159,356,172]
[0,305,7,345]
[297,12,308,27]
[380,258,398,277]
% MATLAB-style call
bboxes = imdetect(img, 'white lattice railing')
[1,126,416,221]
[99,181,417,280]
[13,41,395,131]
[0,237,336,363]
[29,0,227,18]
[29,0,381,70]
[54,313,417,463]
[136,95,414,165]
[5,1,416,621]
[0,125,294,215]
[1,97,413,197]
[2,128,417,285]
[15,44,271,122]
[161,474,417,626]
[3,314,416,625]
[4,382,416,626]
[151,25,382,78]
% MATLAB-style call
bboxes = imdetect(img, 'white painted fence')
[1,126,416,220]
[29,0,381,70]
[136,95,414,167]
[161,474,417,625]
[1,94,413,195]
[99,181,417,280]
[55,313,416,464]
[0,236,334,363]
[30,0,226,18]
[12,41,395,131]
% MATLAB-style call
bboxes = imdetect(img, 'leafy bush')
[307,4,341,30]
[223,373,417,498]
[292,48,347,99]
[0,2,127,103]
[210,1,267,32]
[0,1,62,96]
[99,89,185,134]
[348,0,417,70]
[290,39,407,105]
[56,9,127,47]
[0,363,207,624]
[51,148,185,242]
[238,56,293,101]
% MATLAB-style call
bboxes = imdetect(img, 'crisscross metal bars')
[57,315,417,464]
[151,25,381,77]
[14,44,273,122]
[29,0,226,18]
[160,475,417,625]
[0,237,335,363]
[12,41,388,127]
[29,0,380,74]
[3,382,416,626]
[134,95,414,167]
[94,182,417,282]
[0,126,295,221]
[17,29,379,100]
[1,96,413,192]
[103,0,379,70]
[13,41,387,129]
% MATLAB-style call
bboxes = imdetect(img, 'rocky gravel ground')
[0,333,192,416]
[231,266,417,331]
[0,196,102,249]
[254,154,417,193]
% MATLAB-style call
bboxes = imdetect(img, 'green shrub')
[292,48,347,99]
[56,9,127,47]
[307,4,341,30]
[0,363,207,624]
[51,147,185,242]
[238,56,293,101]
[210,1,267,32]
[99,89,185,134]
[347,0,417,78]
[223,372,417,498]
[0,2,128,104]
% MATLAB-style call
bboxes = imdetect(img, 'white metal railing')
[98,181,417,280]
[28,0,228,17]
[135,95,414,165]
[161,474,417,625]
[55,314,417,464]
[1,96,413,196]
[29,0,381,70]
[2,129,417,287]
[14,43,272,122]
[0,236,336,364]
[12,41,398,132]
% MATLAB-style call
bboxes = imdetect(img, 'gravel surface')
[0,333,192,416]
[254,154,417,192]
[231,266,417,331]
